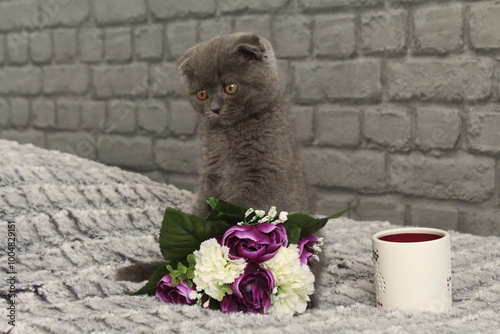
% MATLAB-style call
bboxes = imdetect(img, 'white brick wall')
[0,0,498,236]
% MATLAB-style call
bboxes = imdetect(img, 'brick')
[92,64,149,98]
[93,0,146,24]
[469,2,500,50]
[40,0,90,26]
[303,148,386,192]
[273,16,311,58]
[361,9,407,54]
[316,193,353,217]
[147,0,216,19]
[199,18,233,41]
[0,66,41,95]
[416,107,461,150]
[137,100,168,134]
[150,63,184,97]
[0,98,8,126]
[413,4,462,54]
[466,106,500,154]
[134,25,163,61]
[166,20,197,59]
[32,98,56,129]
[104,27,132,63]
[302,0,382,9]
[98,135,154,170]
[29,31,52,64]
[0,0,38,32]
[226,0,287,12]
[410,204,458,231]
[82,100,106,130]
[44,65,90,94]
[53,29,77,63]
[314,14,355,58]
[107,100,136,133]
[387,57,494,101]
[79,29,103,63]
[277,60,290,92]
[47,131,96,160]
[0,35,4,64]
[0,129,45,146]
[6,33,29,65]
[56,99,81,130]
[388,152,495,202]
[169,99,198,136]
[143,170,168,184]
[315,106,360,147]
[459,209,500,237]
[356,197,406,225]
[234,16,272,41]
[364,106,411,150]
[155,138,200,174]
[9,98,30,127]
[497,159,500,206]
[295,60,382,102]
[291,105,314,144]
[166,173,198,192]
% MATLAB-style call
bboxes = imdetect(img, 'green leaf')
[187,254,196,265]
[159,207,231,264]
[286,209,348,239]
[206,199,248,224]
[207,197,219,210]
[326,209,349,220]
[283,223,301,245]
[124,263,169,296]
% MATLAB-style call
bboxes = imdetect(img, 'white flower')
[279,211,288,222]
[259,206,278,223]
[189,290,200,300]
[192,238,246,301]
[272,211,288,224]
[245,208,254,217]
[262,245,315,317]
[267,206,277,220]
[255,210,265,217]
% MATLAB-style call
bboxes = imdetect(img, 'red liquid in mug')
[379,233,443,243]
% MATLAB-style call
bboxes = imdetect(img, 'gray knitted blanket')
[0,140,498,333]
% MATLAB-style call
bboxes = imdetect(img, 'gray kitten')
[117,33,316,286]
[178,32,314,217]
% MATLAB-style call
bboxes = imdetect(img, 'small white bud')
[189,291,198,300]
[267,206,277,220]
[279,211,288,222]
[255,210,265,217]
[245,208,254,217]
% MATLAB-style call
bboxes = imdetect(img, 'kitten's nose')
[210,98,222,114]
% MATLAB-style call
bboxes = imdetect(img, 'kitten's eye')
[224,84,238,95]
[197,90,208,100]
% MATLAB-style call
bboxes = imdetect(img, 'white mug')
[372,227,452,312]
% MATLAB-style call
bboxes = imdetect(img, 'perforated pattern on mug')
[373,249,386,297]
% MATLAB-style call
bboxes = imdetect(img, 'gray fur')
[178,33,315,217]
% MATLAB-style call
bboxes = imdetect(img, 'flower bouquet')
[127,198,347,317]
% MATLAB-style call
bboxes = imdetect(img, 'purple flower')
[156,275,196,305]
[221,262,275,314]
[297,235,319,266]
[222,223,287,262]
[220,294,240,313]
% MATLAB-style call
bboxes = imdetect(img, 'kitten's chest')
[204,127,272,173]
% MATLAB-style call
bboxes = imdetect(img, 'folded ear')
[235,34,265,61]
[177,46,195,76]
